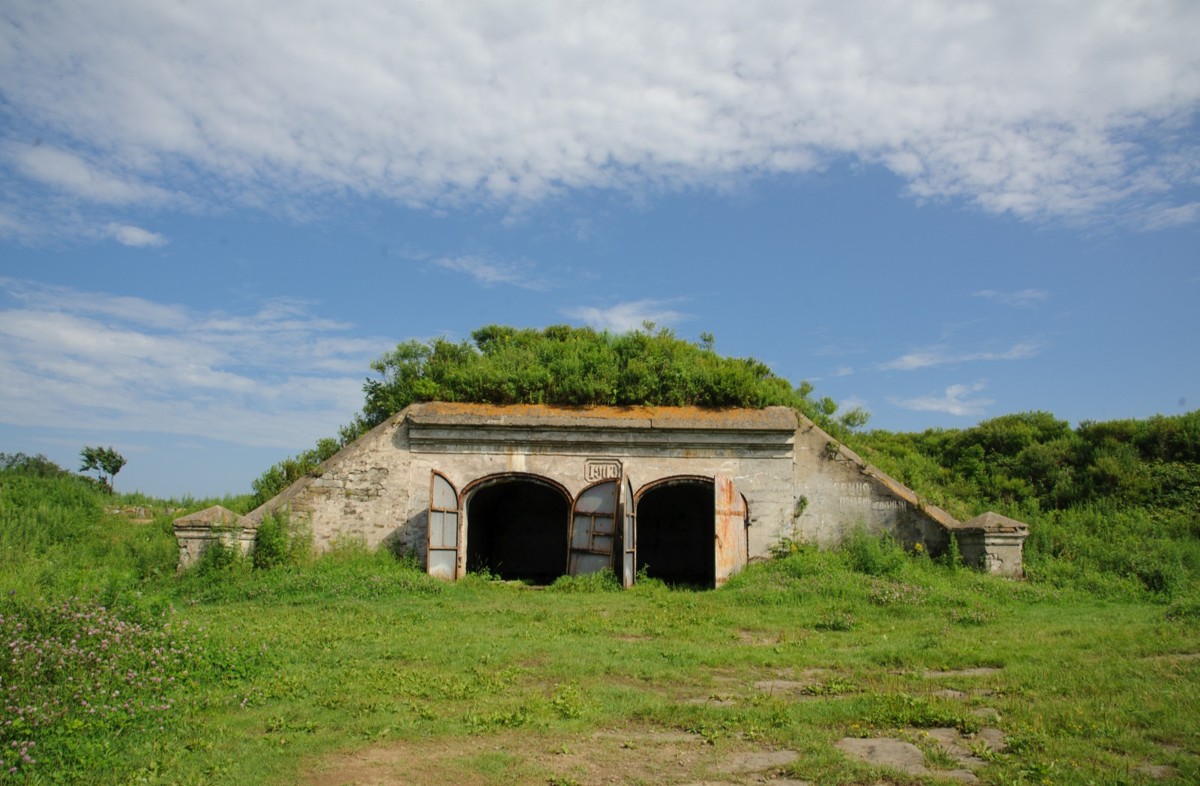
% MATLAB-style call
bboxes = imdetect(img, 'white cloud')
[7,144,175,206]
[563,299,690,332]
[833,366,855,377]
[972,289,1049,308]
[105,222,167,247]
[0,279,391,448]
[890,382,994,417]
[1,0,1196,237]
[432,255,546,290]
[880,341,1043,371]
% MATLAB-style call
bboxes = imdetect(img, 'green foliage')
[0,452,74,478]
[0,595,226,781]
[175,541,444,604]
[548,568,621,593]
[251,514,310,571]
[358,325,813,421]
[0,468,179,600]
[851,409,1200,598]
[941,533,963,572]
[79,445,127,493]
[194,535,244,576]
[842,530,907,577]
[250,437,340,508]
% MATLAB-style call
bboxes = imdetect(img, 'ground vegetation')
[1,446,1198,783]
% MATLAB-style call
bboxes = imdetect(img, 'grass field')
[2,471,1198,785]
[4,537,1199,784]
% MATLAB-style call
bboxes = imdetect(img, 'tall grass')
[0,473,178,602]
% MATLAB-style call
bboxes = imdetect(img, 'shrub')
[251,514,309,571]
[842,530,906,577]
[194,535,243,575]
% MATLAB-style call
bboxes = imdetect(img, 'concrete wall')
[791,420,956,554]
[238,403,971,578]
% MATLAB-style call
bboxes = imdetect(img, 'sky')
[1,1,1198,499]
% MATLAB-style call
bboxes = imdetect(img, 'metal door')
[619,475,636,587]
[569,479,618,576]
[714,473,748,588]
[427,471,460,579]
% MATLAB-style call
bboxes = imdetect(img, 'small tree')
[79,445,127,493]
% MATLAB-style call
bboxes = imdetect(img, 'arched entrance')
[634,475,749,588]
[464,475,570,584]
[635,478,715,586]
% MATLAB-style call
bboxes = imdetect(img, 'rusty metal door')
[427,471,460,580]
[714,473,747,588]
[569,479,618,576]
[619,475,636,587]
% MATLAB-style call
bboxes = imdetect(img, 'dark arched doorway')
[465,476,570,584]
[635,478,714,586]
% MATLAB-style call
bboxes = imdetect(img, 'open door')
[427,471,460,579]
[714,473,748,588]
[569,479,618,576]
[619,475,636,587]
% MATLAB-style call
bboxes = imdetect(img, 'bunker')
[176,403,1027,583]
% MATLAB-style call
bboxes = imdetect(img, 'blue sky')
[1,1,1198,498]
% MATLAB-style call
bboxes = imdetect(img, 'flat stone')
[917,729,985,767]
[978,727,1008,752]
[837,737,928,776]
[924,667,1002,678]
[718,750,800,773]
[754,680,810,693]
[971,707,1002,722]
[932,689,968,699]
[684,696,738,706]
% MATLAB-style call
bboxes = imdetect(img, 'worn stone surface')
[716,750,800,772]
[924,667,1003,678]
[836,737,930,776]
[178,403,1026,581]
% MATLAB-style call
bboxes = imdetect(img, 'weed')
[865,693,979,733]
[550,683,585,719]
[814,610,855,631]
[843,530,906,577]
[802,677,858,696]
[867,577,927,607]
[549,569,621,593]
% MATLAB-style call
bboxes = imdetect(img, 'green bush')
[194,535,244,575]
[842,530,906,577]
[251,514,309,570]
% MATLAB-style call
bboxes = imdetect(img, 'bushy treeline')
[852,410,1200,596]
[854,410,1200,514]
[251,324,866,505]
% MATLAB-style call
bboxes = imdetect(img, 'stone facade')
[176,403,1027,582]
